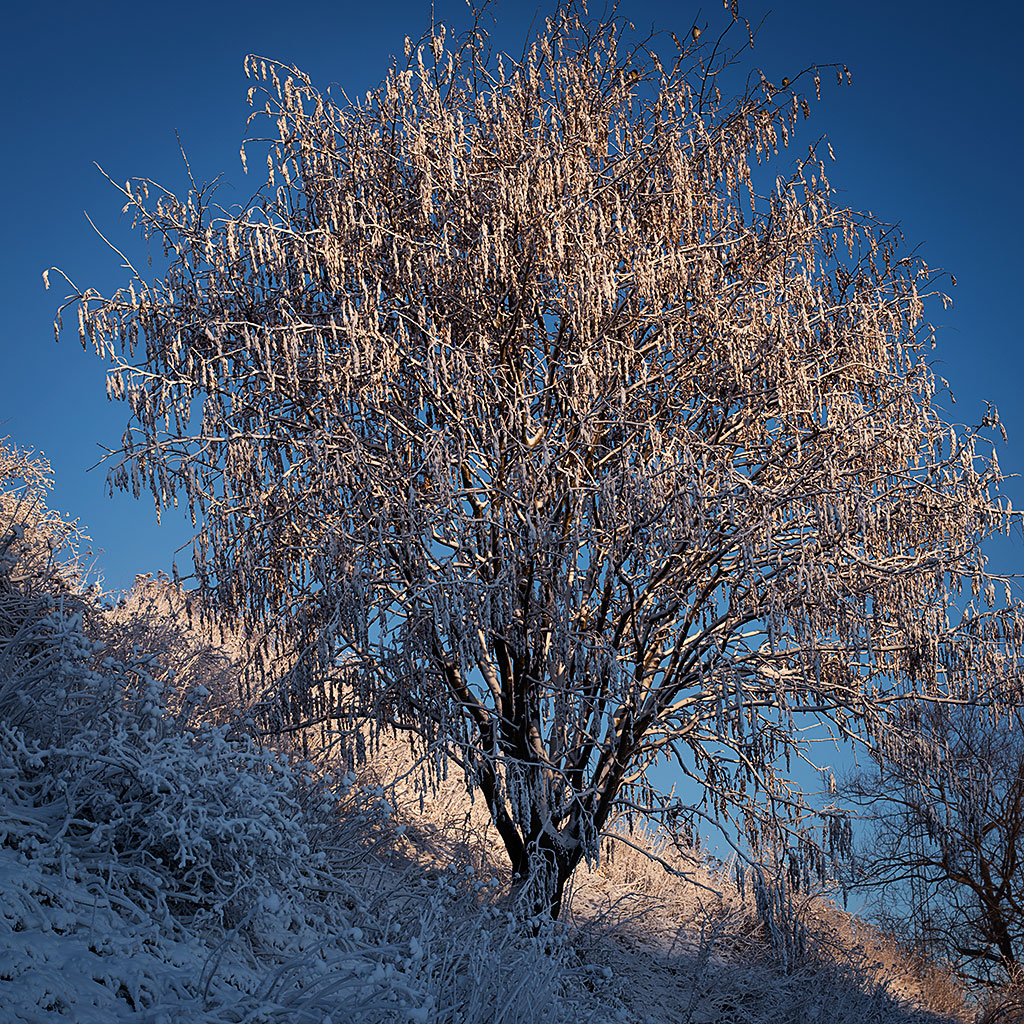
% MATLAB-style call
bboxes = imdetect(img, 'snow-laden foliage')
[0,710,619,1023]
[0,436,984,1021]
[0,439,622,1023]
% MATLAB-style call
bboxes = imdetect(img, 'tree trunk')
[510,831,583,921]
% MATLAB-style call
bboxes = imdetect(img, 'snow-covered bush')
[0,437,622,1022]
[0,435,972,1022]
[0,440,101,744]
[101,573,252,731]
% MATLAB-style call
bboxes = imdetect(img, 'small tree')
[53,3,1022,918]
[847,699,1024,992]
[0,438,88,600]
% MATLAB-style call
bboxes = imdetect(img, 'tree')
[0,438,88,601]
[53,3,1022,919]
[846,698,1024,992]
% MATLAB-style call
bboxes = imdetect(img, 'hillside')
[0,441,983,1022]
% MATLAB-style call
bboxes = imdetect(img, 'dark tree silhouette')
[848,699,1024,991]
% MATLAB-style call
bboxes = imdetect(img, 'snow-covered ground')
[0,479,623,1023]
[0,445,973,1023]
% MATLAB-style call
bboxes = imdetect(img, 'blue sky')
[3,0,1023,595]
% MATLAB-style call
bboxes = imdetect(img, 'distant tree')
[52,3,1022,918]
[0,437,88,599]
[103,574,252,730]
[846,698,1024,991]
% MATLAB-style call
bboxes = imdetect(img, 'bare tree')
[51,3,1022,918]
[102,574,253,730]
[846,698,1024,992]
[0,438,89,600]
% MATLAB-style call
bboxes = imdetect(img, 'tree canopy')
[54,2,1023,918]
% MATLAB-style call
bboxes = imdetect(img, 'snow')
[0,453,970,1023]
[0,583,623,1023]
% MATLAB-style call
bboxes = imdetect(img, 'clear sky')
[3,0,1023,594]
